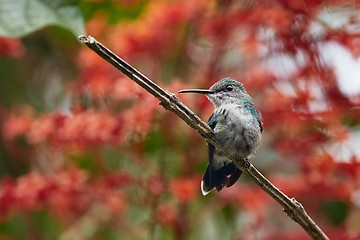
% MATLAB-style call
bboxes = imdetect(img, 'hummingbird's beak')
[178,89,214,94]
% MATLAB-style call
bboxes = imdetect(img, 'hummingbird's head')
[179,78,249,107]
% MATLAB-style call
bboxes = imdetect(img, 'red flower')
[0,37,24,58]
[148,175,164,196]
[169,176,200,203]
[156,203,178,227]
[3,107,33,141]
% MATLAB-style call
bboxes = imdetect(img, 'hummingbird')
[179,78,263,195]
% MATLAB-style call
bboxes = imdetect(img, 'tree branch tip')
[78,35,95,44]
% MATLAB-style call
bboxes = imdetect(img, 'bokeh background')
[1,0,360,239]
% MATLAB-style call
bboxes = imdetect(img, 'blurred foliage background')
[1,0,360,239]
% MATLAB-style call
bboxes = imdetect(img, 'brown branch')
[78,35,329,240]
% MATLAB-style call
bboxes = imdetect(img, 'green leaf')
[0,0,85,38]
[322,200,349,226]
[0,214,25,240]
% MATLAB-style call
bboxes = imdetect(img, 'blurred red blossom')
[109,1,208,58]
[263,4,293,36]
[337,160,360,178]
[148,175,164,196]
[0,169,88,218]
[3,110,124,150]
[169,176,200,203]
[2,106,33,141]
[0,37,24,58]
[0,168,131,220]
[155,203,179,227]
[220,184,270,216]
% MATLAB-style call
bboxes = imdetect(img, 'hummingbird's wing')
[201,113,242,195]
[245,100,263,132]
[253,107,263,132]
[206,112,217,188]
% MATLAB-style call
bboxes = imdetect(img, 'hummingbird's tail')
[201,163,242,195]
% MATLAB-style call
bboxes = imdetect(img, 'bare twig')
[78,35,329,240]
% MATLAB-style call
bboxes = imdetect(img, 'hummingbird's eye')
[225,85,233,91]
